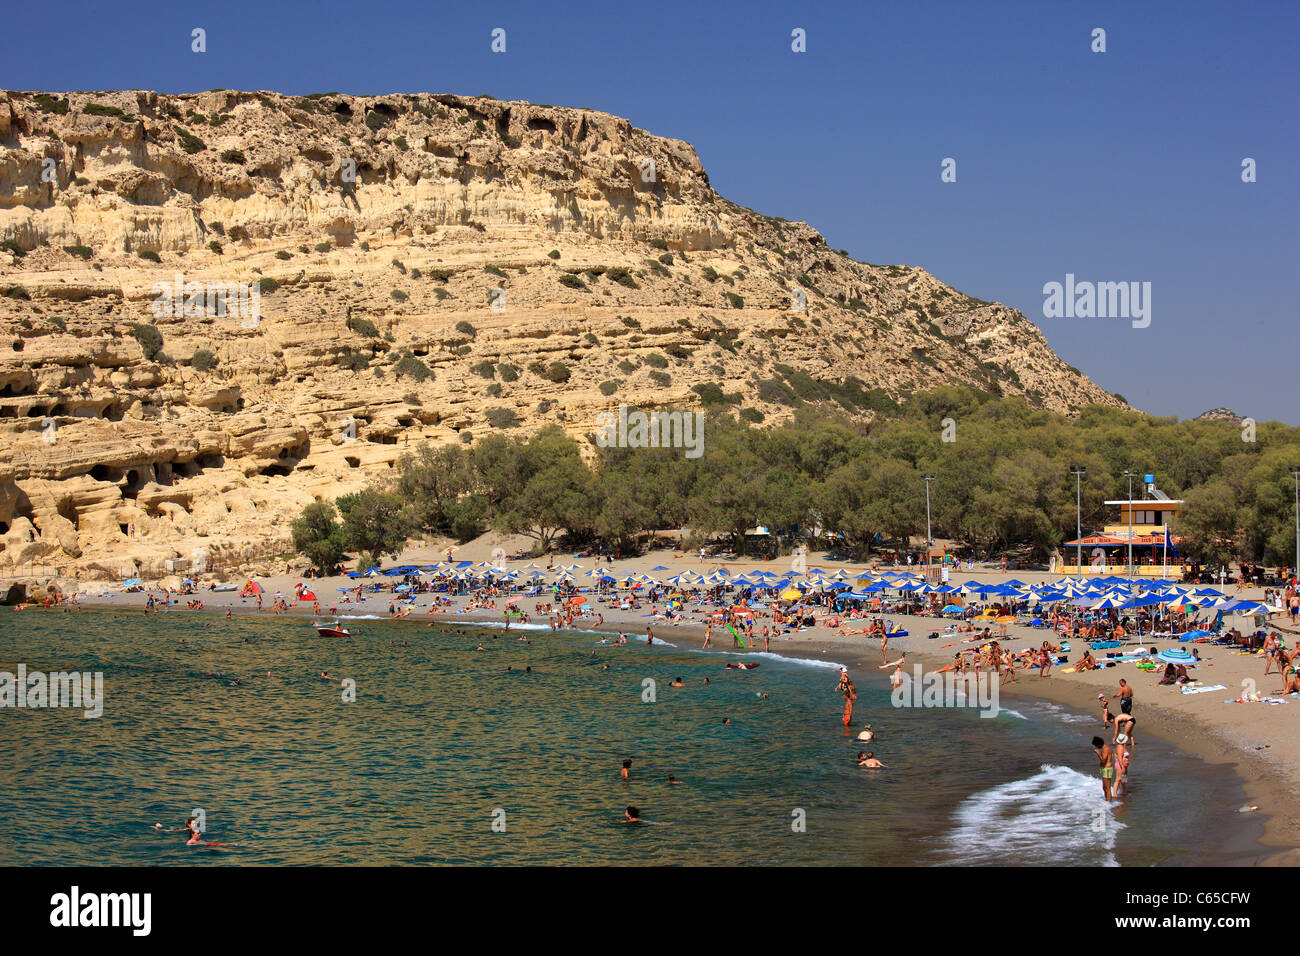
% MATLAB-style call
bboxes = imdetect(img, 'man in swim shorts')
[1092,736,1115,802]
[1115,679,1134,715]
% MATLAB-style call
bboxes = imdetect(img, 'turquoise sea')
[0,610,1262,865]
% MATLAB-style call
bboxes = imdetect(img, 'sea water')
[0,610,1261,866]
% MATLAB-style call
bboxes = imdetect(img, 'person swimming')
[624,805,666,825]
[857,751,886,769]
[856,724,875,742]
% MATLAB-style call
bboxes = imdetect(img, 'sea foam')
[940,763,1124,866]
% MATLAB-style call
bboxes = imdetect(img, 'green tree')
[290,500,347,573]
[336,489,409,567]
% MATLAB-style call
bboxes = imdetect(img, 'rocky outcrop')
[0,89,1128,582]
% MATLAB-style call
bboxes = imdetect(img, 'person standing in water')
[837,669,857,727]
[1092,736,1115,802]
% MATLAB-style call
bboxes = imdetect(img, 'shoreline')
[48,581,1299,865]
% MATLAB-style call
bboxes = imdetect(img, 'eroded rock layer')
[0,89,1124,582]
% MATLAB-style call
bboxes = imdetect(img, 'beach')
[48,536,1300,864]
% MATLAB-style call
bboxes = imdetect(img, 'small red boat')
[313,620,351,638]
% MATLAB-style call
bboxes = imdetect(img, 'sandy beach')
[57,537,1300,864]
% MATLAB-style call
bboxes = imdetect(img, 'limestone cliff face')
[0,89,1126,582]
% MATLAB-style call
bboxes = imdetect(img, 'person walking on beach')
[702,623,713,649]
[1092,736,1116,802]
[1114,679,1134,715]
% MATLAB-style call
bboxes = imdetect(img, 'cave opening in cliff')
[261,464,293,477]
[344,456,360,468]
[90,464,120,483]
[199,454,225,469]
[123,468,147,496]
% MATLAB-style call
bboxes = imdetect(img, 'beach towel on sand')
[1179,684,1225,695]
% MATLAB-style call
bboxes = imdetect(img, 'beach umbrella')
[1179,629,1215,642]
[1225,601,1271,616]
[298,588,318,601]
[779,588,802,601]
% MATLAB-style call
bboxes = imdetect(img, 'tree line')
[291,387,1300,571]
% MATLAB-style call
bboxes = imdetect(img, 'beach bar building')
[1058,477,1186,577]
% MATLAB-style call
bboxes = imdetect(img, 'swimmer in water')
[624,805,667,825]
[667,775,682,785]
[856,724,875,742]
[669,676,685,688]
[320,671,337,680]
[857,751,886,769]
[621,758,632,780]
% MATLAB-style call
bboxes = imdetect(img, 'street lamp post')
[1290,467,1300,584]
[923,473,935,582]
[1071,466,1086,577]
[1122,470,1138,579]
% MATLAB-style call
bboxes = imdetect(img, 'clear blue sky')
[6,0,1297,422]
